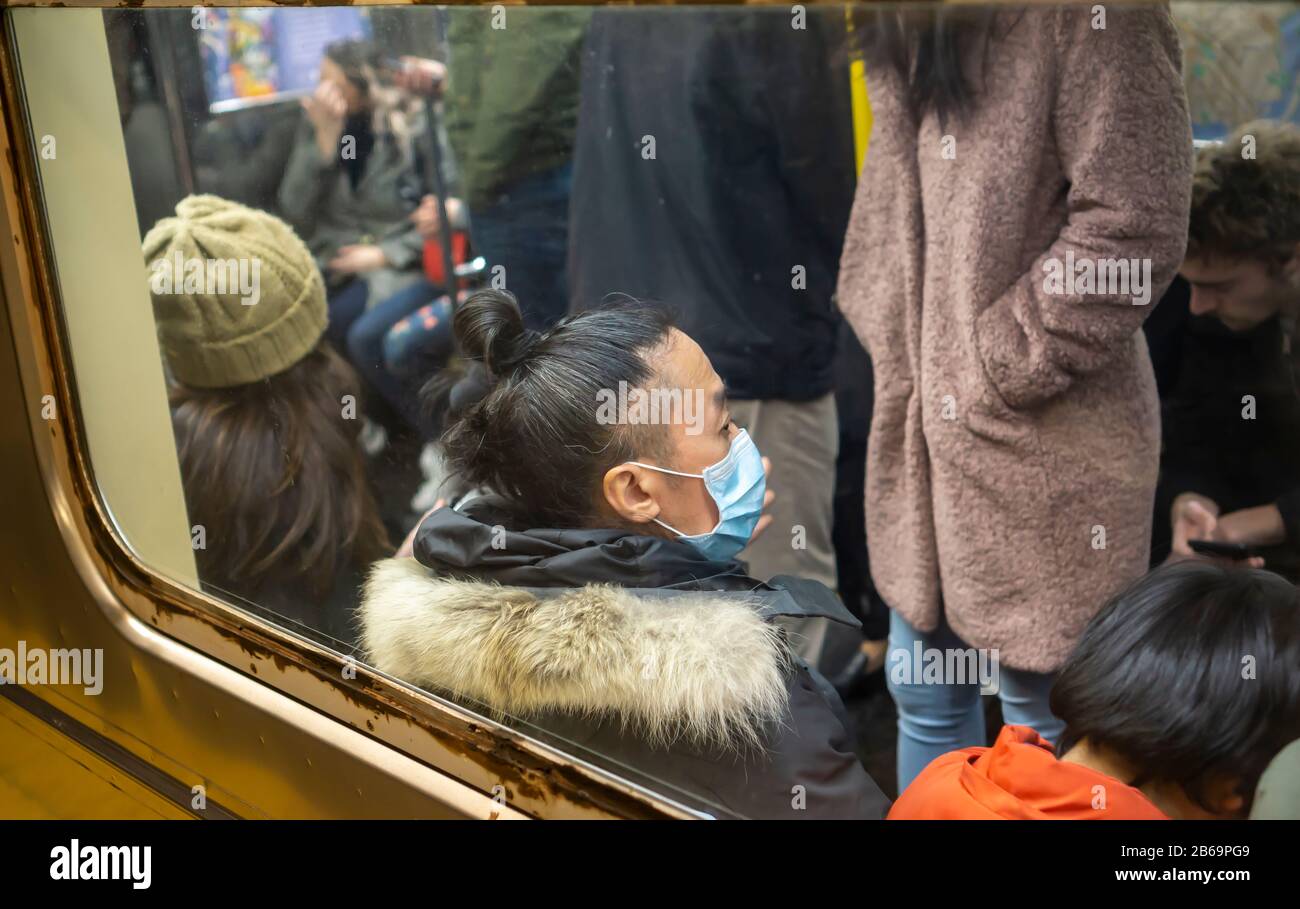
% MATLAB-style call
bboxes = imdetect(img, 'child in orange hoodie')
[890,561,1300,819]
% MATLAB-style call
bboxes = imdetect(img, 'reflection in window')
[68,3,1300,818]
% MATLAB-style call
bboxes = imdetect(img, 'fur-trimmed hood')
[360,557,792,749]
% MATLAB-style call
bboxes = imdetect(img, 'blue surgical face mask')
[629,429,766,562]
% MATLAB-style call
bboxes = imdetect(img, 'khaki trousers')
[730,394,839,666]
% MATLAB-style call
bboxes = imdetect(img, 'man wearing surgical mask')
[366,289,888,819]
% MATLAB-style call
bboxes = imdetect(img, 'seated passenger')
[1150,120,1300,576]
[277,39,456,354]
[888,560,1300,819]
[143,194,390,645]
[344,194,467,437]
[360,290,888,819]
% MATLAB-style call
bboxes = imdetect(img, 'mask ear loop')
[651,516,688,536]
[625,461,705,537]
[626,461,704,479]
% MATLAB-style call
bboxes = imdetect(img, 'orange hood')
[888,725,1169,820]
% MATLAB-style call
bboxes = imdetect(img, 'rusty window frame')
[0,0,720,819]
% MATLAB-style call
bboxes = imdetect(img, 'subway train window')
[10,1,1300,821]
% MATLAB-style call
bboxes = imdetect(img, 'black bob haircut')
[1051,560,1300,815]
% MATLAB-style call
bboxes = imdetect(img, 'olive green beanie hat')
[142,194,327,388]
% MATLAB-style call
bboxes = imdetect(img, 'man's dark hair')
[436,289,676,528]
[1051,561,1300,815]
[1188,120,1300,268]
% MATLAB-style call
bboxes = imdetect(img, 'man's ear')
[602,463,663,526]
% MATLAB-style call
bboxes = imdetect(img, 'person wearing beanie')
[143,194,390,645]
[143,193,329,388]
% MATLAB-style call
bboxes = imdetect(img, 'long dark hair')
[864,4,1002,124]
[322,38,422,153]
[434,289,676,529]
[322,39,382,99]
[169,341,390,602]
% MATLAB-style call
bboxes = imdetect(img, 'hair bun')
[446,362,492,417]
[453,289,541,377]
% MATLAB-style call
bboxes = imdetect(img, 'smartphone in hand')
[1188,539,1260,560]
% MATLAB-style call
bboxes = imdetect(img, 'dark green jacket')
[444,8,591,208]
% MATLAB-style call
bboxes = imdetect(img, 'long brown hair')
[169,341,390,602]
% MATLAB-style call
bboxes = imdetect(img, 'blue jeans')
[346,279,445,435]
[469,162,572,331]
[383,295,455,378]
[886,609,1064,792]
[326,279,370,352]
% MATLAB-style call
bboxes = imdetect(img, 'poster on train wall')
[1174,1,1300,140]
[198,8,372,114]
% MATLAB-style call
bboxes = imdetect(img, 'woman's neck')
[1058,739,1183,818]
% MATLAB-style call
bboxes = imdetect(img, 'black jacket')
[1147,279,1300,574]
[360,496,888,819]
[566,7,856,401]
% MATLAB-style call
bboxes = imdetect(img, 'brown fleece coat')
[837,5,1193,671]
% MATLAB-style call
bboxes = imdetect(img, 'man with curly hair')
[1153,119,1300,575]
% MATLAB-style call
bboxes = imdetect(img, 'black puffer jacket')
[360,496,888,819]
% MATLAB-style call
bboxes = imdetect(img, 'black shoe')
[831,647,885,700]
